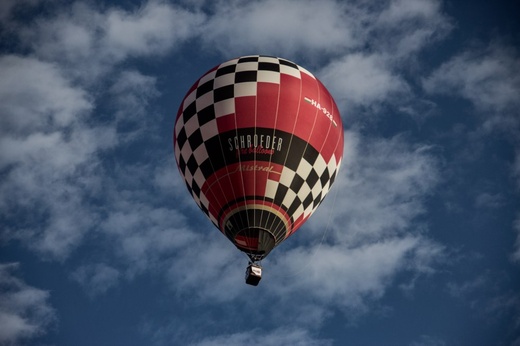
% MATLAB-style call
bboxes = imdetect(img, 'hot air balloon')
[174,55,343,285]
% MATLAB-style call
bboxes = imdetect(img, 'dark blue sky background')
[1,1,519,345]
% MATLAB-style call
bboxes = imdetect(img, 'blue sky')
[0,0,519,345]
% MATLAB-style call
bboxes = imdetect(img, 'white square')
[174,142,181,161]
[257,70,280,84]
[182,90,196,111]
[200,120,219,140]
[296,159,313,179]
[193,144,209,164]
[258,56,280,64]
[184,114,199,137]
[297,183,311,202]
[193,167,206,188]
[198,69,217,86]
[280,168,296,187]
[195,91,214,111]
[174,120,184,138]
[214,99,235,117]
[265,180,278,199]
[292,204,305,222]
[234,82,257,97]
[180,142,194,162]
[280,65,301,79]
[214,73,235,88]
[313,154,328,175]
[236,62,258,72]
[311,182,322,198]
[282,189,297,209]
[219,59,239,68]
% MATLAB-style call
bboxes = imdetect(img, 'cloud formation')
[2,0,518,344]
[0,263,56,344]
[423,43,520,114]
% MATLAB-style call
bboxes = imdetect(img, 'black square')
[287,198,302,217]
[199,158,214,179]
[178,156,186,174]
[238,56,259,63]
[216,64,236,76]
[313,192,322,208]
[319,169,330,187]
[274,184,289,206]
[302,194,314,209]
[196,80,214,97]
[289,174,305,192]
[191,180,201,197]
[259,62,280,72]
[176,127,187,149]
[235,71,257,83]
[306,169,319,188]
[303,147,319,165]
[185,181,193,195]
[285,140,306,171]
[214,85,234,102]
[279,59,298,69]
[204,136,226,172]
[200,203,209,216]
[183,101,197,122]
[329,171,337,186]
[188,128,204,150]
[197,105,216,126]
[186,155,198,175]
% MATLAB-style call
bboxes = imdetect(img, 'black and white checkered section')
[174,56,318,225]
[268,152,342,230]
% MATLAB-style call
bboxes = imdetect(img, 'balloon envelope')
[174,55,343,260]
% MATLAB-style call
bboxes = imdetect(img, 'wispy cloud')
[70,263,121,297]
[17,1,204,82]
[0,263,56,345]
[190,328,332,346]
[423,42,520,130]
[0,55,116,258]
[423,41,520,261]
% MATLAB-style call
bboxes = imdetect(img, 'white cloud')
[273,237,429,304]
[423,43,520,118]
[109,70,159,125]
[319,53,409,109]
[103,1,202,60]
[512,215,520,263]
[20,1,204,81]
[71,263,121,297]
[424,42,520,263]
[201,0,358,57]
[475,192,505,209]
[446,275,488,299]
[190,328,331,346]
[306,131,439,245]
[0,263,56,345]
[0,55,92,135]
[0,0,192,259]
[0,0,40,22]
[373,0,452,58]
[199,0,451,62]
[0,55,118,258]
[514,152,520,262]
